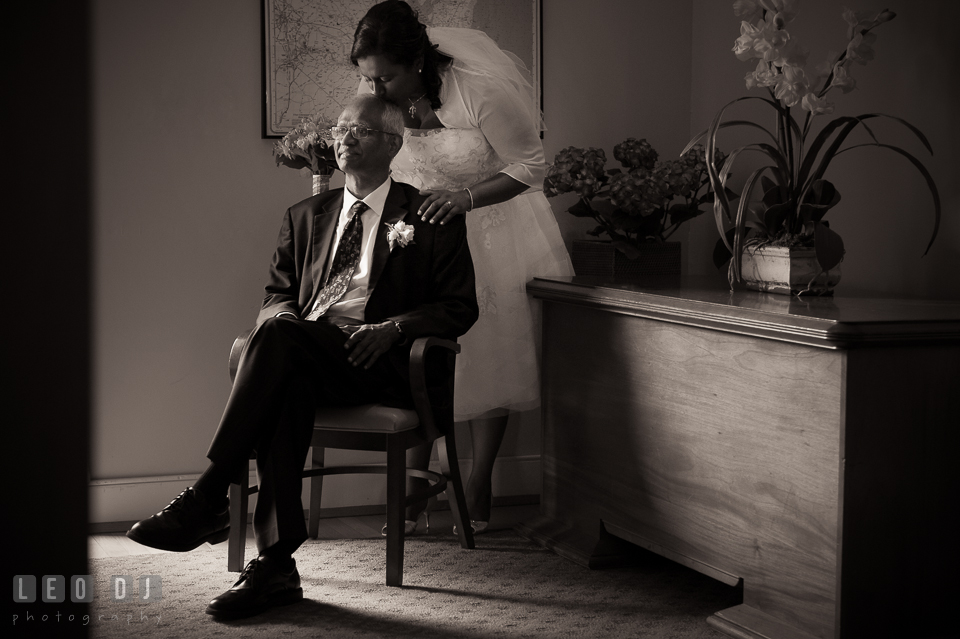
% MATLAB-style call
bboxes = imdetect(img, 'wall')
[543,0,693,249]
[688,0,960,298]
[93,1,302,484]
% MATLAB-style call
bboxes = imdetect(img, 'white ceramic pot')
[740,245,841,295]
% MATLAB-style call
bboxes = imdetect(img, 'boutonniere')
[385,220,415,249]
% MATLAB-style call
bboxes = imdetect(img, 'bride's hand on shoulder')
[417,188,471,225]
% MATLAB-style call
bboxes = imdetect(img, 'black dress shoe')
[126,487,229,552]
[206,556,302,619]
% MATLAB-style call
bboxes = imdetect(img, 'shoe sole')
[453,521,489,535]
[206,587,304,619]
[126,526,230,552]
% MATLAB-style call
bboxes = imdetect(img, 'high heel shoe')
[452,520,488,535]
[381,497,434,537]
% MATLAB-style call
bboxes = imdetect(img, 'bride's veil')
[428,27,545,132]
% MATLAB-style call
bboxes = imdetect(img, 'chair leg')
[385,435,406,587]
[308,446,324,538]
[227,464,250,572]
[438,433,475,549]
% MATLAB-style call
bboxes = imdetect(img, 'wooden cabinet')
[518,276,959,639]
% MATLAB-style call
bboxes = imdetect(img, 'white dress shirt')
[320,177,392,321]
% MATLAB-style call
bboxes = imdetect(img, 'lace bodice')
[391,128,506,191]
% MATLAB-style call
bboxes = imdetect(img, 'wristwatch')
[391,319,404,338]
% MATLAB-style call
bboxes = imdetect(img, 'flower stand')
[572,240,681,279]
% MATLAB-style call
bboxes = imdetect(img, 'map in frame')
[262,0,539,137]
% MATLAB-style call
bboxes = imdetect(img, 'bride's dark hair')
[350,0,450,111]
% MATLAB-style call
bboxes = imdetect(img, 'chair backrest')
[228,329,253,383]
[408,337,459,442]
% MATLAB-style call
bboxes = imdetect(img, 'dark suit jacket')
[257,179,479,379]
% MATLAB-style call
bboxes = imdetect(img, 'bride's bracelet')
[464,187,475,211]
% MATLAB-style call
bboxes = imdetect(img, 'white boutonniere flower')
[385,220,415,249]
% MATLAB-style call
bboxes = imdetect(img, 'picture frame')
[261,0,541,138]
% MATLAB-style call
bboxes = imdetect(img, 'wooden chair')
[225,329,475,586]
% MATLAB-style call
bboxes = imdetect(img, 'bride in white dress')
[351,1,573,532]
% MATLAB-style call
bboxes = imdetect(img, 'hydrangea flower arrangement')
[273,114,338,177]
[544,139,728,259]
[686,0,941,285]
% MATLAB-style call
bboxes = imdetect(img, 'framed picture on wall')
[261,0,541,138]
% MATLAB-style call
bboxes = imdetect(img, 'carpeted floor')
[88,531,737,638]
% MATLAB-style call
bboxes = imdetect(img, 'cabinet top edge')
[528,276,960,346]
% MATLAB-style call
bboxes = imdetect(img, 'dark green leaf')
[669,203,704,225]
[698,187,738,205]
[684,118,782,156]
[761,184,781,208]
[813,221,845,271]
[613,215,647,231]
[799,179,841,223]
[751,216,769,237]
[713,231,736,269]
[567,199,597,218]
[760,175,778,196]
[275,155,310,171]
[803,179,841,206]
[732,166,775,281]
[763,201,793,233]
[612,241,642,259]
[797,116,861,189]
[636,212,665,238]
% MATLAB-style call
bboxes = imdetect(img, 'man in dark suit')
[126,94,479,618]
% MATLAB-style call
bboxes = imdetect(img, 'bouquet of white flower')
[273,115,338,177]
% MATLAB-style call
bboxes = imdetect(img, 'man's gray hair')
[351,94,405,137]
[379,99,405,137]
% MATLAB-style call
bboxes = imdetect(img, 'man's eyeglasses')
[329,125,396,140]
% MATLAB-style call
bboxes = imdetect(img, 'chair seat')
[314,404,419,433]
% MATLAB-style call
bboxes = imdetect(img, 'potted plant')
[544,139,729,278]
[273,114,339,196]
[686,1,941,295]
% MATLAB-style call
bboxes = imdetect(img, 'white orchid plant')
[685,0,941,287]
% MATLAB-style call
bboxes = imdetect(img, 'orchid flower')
[774,64,808,107]
[801,92,834,115]
[829,62,857,93]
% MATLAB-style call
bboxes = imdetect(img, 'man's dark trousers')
[205,315,407,554]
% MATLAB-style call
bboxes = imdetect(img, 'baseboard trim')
[90,455,541,530]
[90,494,541,534]
[90,521,141,534]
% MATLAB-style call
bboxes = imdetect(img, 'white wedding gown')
[392,128,573,420]
[388,28,574,421]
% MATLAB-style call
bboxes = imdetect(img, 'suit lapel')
[367,181,412,295]
[311,193,343,298]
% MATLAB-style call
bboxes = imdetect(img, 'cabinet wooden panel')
[520,277,960,639]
